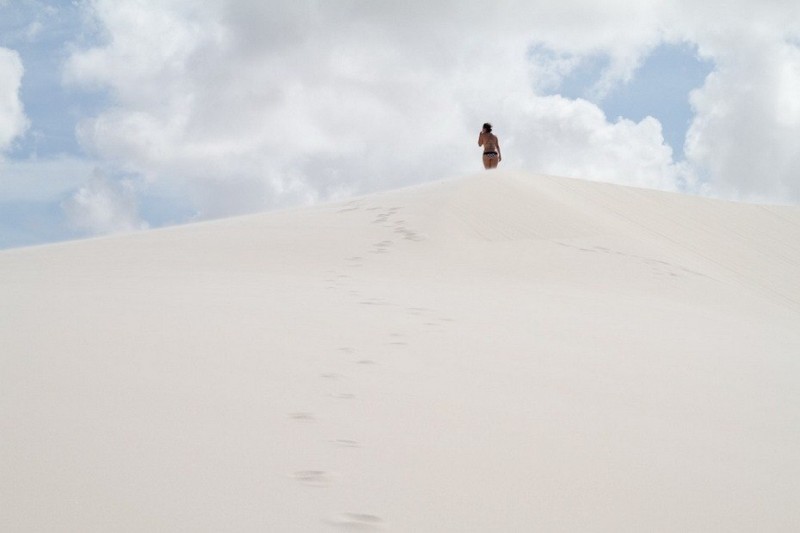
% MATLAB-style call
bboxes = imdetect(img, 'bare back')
[479,132,498,152]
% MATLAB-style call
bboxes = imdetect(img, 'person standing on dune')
[478,123,501,170]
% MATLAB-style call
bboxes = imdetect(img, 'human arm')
[478,131,485,147]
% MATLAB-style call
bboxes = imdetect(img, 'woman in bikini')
[478,123,501,170]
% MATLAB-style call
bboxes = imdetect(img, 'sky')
[1,0,799,249]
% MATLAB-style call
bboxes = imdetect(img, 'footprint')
[346,259,363,268]
[330,393,355,400]
[356,359,376,365]
[321,373,341,379]
[292,470,332,487]
[289,412,315,422]
[370,241,394,255]
[327,513,384,530]
[329,439,361,448]
[360,298,390,306]
[337,203,360,213]
[395,228,423,241]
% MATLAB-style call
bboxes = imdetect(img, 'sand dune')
[2,172,799,531]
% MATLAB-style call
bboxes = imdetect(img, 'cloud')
[61,168,147,235]
[0,155,95,202]
[503,96,686,191]
[0,47,28,153]
[62,0,800,221]
[24,21,44,42]
[685,32,800,202]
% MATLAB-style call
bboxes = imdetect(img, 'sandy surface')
[2,172,799,531]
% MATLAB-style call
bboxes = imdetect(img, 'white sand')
[2,172,799,532]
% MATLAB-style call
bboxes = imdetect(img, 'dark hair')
[482,123,492,133]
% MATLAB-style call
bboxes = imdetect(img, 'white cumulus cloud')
[685,32,800,202]
[0,47,29,153]
[62,169,147,235]
[62,0,800,223]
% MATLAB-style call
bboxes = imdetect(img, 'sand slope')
[2,172,799,532]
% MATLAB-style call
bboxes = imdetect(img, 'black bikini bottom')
[483,152,498,157]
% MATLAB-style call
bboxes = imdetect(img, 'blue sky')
[2,2,102,157]
[1,1,799,250]
[0,1,96,248]
[555,44,713,160]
